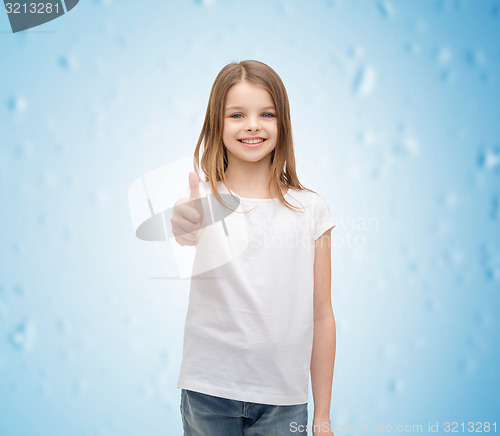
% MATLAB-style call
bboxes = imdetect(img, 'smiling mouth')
[238,139,267,145]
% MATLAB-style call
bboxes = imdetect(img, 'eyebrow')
[225,105,276,112]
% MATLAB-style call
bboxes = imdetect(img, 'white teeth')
[240,139,265,144]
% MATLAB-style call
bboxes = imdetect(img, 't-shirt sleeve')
[312,194,336,240]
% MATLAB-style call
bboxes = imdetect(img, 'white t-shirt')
[177,180,336,405]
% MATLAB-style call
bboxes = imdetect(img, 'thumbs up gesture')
[171,172,206,246]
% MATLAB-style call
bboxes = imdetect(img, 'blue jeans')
[180,389,308,435]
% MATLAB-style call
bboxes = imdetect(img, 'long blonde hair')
[193,60,316,213]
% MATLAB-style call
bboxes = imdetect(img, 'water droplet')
[358,129,377,146]
[58,348,74,363]
[38,214,46,226]
[62,227,72,242]
[0,376,17,397]
[40,171,59,187]
[408,261,418,272]
[424,298,437,312]
[404,41,421,55]
[193,0,215,6]
[457,356,477,375]
[443,248,465,266]
[58,54,78,70]
[435,46,453,64]
[6,96,28,113]
[53,143,64,155]
[438,191,459,208]
[346,45,364,59]
[124,314,140,329]
[9,320,37,351]
[379,342,397,360]
[473,310,493,329]
[36,379,52,398]
[115,34,128,48]
[72,378,89,396]
[413,18,428,34]
[12,140,35,159]
[393,134,420,157]
[55,317,70,335]
[159,348,169,364]
[410,336,426,350]
[377,0,395,18]
[137,380,154,397]
[465,48,486,67]
[352,65,376,96]
[95,189,110,207]
[490,194,499,221]
[473,312,484,327]
[436,0,468,12]
[66,174,82,188]
[477,145,500,171]
[12,284,24,296]
[439,68,455,83]
[480,245,500,282]
[492,1,500,17]
[387,378,404,394]
[479,69,491,83]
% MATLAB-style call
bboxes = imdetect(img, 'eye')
[229,112,275,119]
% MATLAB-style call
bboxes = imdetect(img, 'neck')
[225,157,275,197]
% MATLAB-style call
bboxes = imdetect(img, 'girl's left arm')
[310,229,336,434]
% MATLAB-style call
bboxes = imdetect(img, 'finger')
[172,218,200,237]
[187,172,204,222]
[176,234,197,245]
[175,236,195,246]
[175,229,201,245]
[188,172,200,200]
[176,203,202,225]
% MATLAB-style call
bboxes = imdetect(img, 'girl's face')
[222,80,278,167]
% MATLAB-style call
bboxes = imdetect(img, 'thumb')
[188,172,200,200]
[188,172,204,225]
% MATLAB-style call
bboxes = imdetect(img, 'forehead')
[225,81,274,108]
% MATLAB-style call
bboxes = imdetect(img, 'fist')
[171,172,205,246]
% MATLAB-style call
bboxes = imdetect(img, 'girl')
[171,60,336,435]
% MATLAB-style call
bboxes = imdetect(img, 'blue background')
[1,0,499,435]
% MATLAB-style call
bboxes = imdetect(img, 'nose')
[244,115,261,131]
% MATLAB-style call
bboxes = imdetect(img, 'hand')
[170,172,205,246]
[312,415,334,436]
